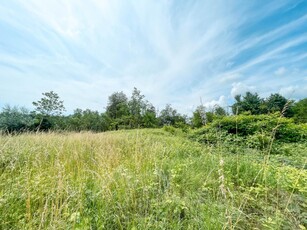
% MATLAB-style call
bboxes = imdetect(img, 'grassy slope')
[0,129,306,229]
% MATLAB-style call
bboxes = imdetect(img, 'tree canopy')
[32,91,65,116]
[0,88,306,133]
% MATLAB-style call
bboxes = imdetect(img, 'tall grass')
[0,129,306,229]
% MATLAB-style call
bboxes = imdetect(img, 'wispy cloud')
[0,0,306,114]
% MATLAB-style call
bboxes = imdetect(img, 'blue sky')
[0,0,306,114]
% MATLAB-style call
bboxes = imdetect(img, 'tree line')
[0,88,306,133]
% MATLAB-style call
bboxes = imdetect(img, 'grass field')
[0,129,306,229]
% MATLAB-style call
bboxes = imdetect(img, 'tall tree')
[159,104,186,126]
[192,105,206,128]
[213,105,227,116]
[106,92,129,119]
[265,93,288,114]
[128,87,146,127]
[32,91,65,116]
[32,91,65,131]
[232,95,243,114]
[106,91,130,130]
[142,103,158,128]
[232,92,263,115]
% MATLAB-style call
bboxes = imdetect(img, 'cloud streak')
[0,0,306,114]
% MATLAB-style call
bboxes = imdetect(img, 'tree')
[128,87,146,128]
[213,105,227,116]
[0,105,33,133]
[142,102,158,128]
[32,91,65,116]
[32,91,65,131]
[158,104,186,126]
[79,109,111,132]
[106,92,129,120]
[106,91,130,130]
[265,93,287,114]
[292,98,307,123]
[192,105,206,128]
[232,92,263,115]
[232,95,243,114]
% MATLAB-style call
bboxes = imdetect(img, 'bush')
[246,132,271,150]
[211,114,306,143]
[0,106,34,133]
[190,115,306,151]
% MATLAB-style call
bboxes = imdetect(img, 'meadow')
[0,129,306,229]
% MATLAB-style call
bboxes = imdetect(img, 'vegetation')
[0,88,306,229]
[1,89,306,134]
[0,129,306,229]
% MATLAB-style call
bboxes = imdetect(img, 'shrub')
[0,106,34,133]
[211,114,306,143]
[190,115,306,150]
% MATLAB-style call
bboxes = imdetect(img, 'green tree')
[192,105,206,128]
[106,92,129,119]
[232,95,243,114]
[213,105,227,116]
[106,91,130,130]
[265,93,287,114]
[0,105,33,133]
[142,103,158,128]
[205,111,214,123]
[128,87,146,128]
[80,109,110,132]
[232,92,263,115]
[32,91,65,116]
[159,104,186,126]
[292,98,307,123]
[32,91,65,131]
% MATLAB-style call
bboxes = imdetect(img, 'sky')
[0,0,306,115]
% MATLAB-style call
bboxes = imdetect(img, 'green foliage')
[231,92,296,117]
[32,91,65,116]
[106,91,129,120]
[192,105,206,128]
[1,88,306,133]
[192,105,227,128]
[0,130,306,229]
[0,105,34,133]
[65,109,111,132]
[159,104,186,126]
[31,91,66,132]
[191,114,306,149]
[292,98,307,123]
[212,114,306,142]
[142,104,158,128]
[213,105,227,117]
[128,87,146,128]
[232,92,263,115]
[265,93,288,114]
[205,111,214,123]
[192,109,203,128]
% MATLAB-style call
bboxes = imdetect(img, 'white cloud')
[219,73,242,83]
[0,0,306,115]
[279,85,307,99]
[274,67,286,76]
[231,82,256,97]
[279,86,295,98]
[203,95,228,109]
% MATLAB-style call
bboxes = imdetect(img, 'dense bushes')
[211,114,306,142]
[190,114,307,153]
[0,106,34,133]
